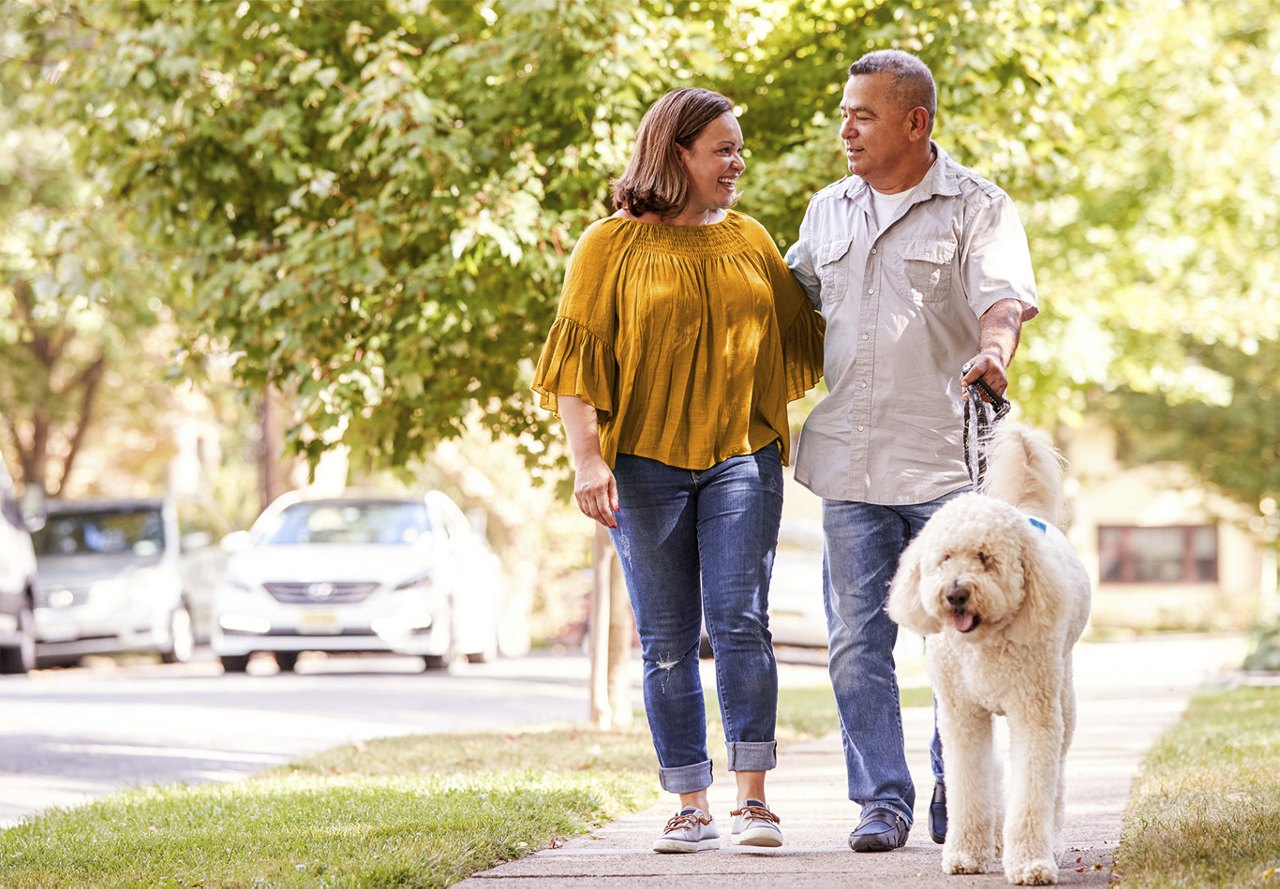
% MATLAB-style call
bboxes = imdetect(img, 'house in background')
[1066,424,1270,633]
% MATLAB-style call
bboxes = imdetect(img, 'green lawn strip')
[0,682,889,887]
[0,769,648,888]
[1114,686,1280,888]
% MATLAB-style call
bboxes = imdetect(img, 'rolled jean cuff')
[659,759,713,794]
[726,740,777,772]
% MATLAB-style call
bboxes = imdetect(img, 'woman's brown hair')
[610,88,734,218]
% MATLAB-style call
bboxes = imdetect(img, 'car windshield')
[263,501,432,546]
[33,507,165,557]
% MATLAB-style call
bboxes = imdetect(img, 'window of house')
[1097,525,1218,584]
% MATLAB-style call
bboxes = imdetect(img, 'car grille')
[262,581,380,604]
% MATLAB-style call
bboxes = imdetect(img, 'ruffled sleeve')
[532,316,616,416]
[779,301,825,402]
[744,216,825,401]
[531,220,620,417]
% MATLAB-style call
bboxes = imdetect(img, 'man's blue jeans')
[822,492,963,823]
[610,446,783,794]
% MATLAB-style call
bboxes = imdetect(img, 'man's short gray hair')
[848,49,936,132]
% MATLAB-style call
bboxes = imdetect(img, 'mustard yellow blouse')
[533,210,824,470]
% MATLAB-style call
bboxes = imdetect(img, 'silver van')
[32,496,233,666]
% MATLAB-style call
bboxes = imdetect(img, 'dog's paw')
[1004,857,1058,885]
[943,849,988,875]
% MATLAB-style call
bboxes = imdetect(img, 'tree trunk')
[55,353,106,494]
[258,389,286,512]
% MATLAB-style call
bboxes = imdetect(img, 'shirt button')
[867,288,874,294]
[871,248,877,255]
[860,381,868,388]
[857,425,865,432]
[861,333,869,340]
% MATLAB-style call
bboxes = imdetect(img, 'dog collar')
[1027,517,1049,534]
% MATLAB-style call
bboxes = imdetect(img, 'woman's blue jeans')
[821,491,963,823]
[610,446,783,794]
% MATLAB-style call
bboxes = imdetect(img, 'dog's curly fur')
[887,422,1092,885]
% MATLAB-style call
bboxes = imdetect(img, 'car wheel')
[273,651,299,673]
[0,601,35,675]
[422,653,451,671]
[160,605,195,665]
[220,654,250,673]
[464,633,499,665]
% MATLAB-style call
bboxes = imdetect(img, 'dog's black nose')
[946,584,969,610]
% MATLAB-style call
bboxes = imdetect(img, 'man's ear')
[908,106,931,141]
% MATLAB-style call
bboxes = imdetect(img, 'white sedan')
[212,490,503,673]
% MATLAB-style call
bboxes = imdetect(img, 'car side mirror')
[20,487,46,533]
[220,530,252,554]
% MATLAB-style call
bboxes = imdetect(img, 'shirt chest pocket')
[816,237,854,310]
[901,237,957,304]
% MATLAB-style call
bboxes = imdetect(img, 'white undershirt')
[870,184,918,232]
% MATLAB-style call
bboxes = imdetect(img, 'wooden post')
[589,525,634,729]
[588,524,613,728]
[606,546,633,728]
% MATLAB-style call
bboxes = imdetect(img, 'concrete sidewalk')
[458,634,1246,888]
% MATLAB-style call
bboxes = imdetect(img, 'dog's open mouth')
[952,611,982,633]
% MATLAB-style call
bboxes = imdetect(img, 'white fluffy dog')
[887,422,1092,885]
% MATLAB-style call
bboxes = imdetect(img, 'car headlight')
[393,571,434,591]
[223,573,255,592]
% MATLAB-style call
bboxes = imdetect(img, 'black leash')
[963,375,1011,489]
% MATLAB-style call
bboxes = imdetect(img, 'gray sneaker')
[730,799,783,847]
[652,806,720,853]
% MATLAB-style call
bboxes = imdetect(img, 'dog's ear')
[1005,527,1056,646]
[887,538,944,635]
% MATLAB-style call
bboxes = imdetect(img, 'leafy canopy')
[16,0,1278,515]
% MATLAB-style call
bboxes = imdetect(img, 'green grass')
[0,728,656,889]
[0,682,905,888]
[1114,686,1280,888]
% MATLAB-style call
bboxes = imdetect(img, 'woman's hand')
[557,396,619,529]
[573,454,619,529]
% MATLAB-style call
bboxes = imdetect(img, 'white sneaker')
[652,807,720,853]
[730,799,783,847]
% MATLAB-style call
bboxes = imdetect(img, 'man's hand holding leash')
[962,354,1010,409]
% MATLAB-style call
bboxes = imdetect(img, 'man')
[786,49,1038,853]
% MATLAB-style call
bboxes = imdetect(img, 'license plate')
[298,611,339,634]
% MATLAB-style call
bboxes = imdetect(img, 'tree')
[33,0,1122,463]
[34,0,714,474]
[0,0,178,496]
[17,0,1278,605]
[1030,0,1280,513]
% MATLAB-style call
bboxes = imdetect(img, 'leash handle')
[962,365,1013,488]
[968,376,1011,419]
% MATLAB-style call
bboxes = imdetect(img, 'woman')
[533,87,824,853]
